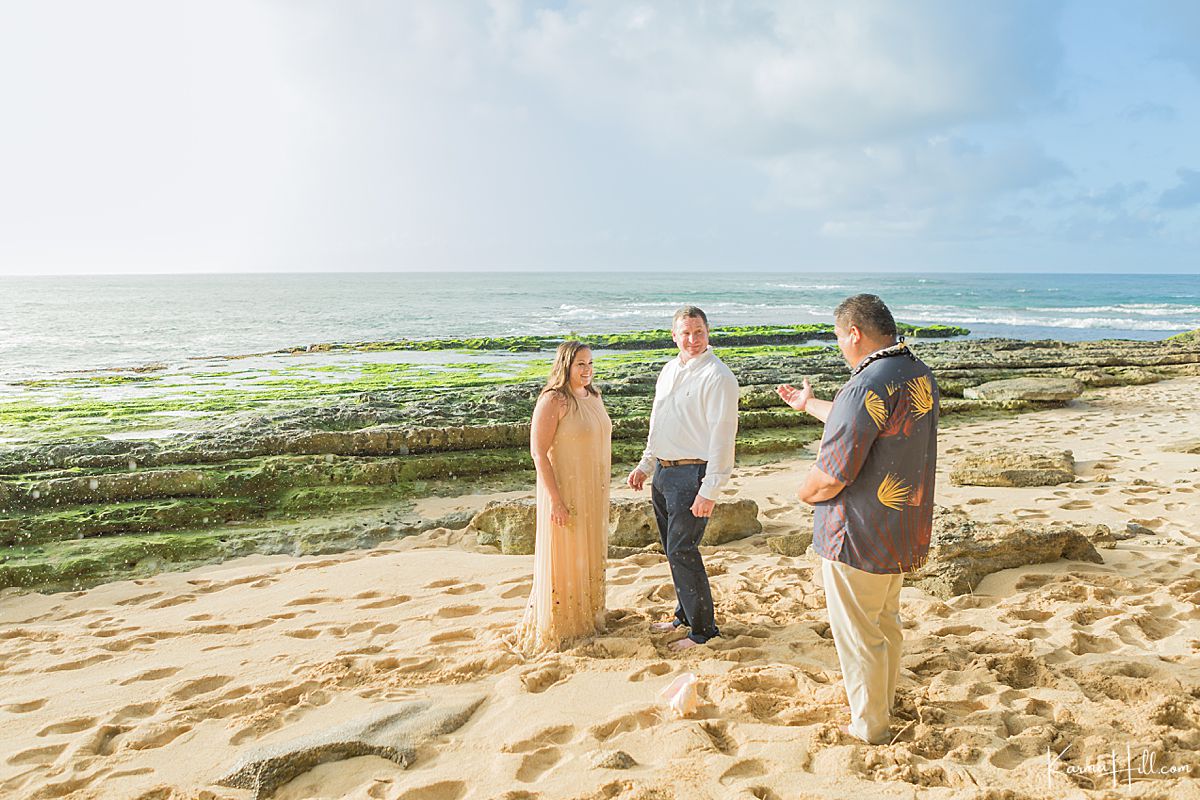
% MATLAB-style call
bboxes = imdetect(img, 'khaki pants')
[821,557,903,744]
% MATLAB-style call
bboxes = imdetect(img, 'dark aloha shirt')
[813,347,939,574]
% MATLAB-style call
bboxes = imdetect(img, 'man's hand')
[776,379,813,412]
[627,468,648,491]
[690,495,715,518]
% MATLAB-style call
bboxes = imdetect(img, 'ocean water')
[1,272,1197,383]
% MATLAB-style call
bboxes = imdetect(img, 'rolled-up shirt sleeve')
[698,371,740,500]
[815,385,879,485]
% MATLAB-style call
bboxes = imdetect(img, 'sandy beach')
[3,376,1200,800]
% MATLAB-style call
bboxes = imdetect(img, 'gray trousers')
[651,463,720,643]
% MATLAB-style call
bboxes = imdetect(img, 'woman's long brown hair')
[540,341,598,403]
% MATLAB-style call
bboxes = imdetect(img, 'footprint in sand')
[108,702,159,725]
[122,721,194,751]
[444,583,485,596]
[359,595,412,610]
[521,662,572,693]
[45,654,112,672]
[395,781,467,800]
[148,594,197,610]
[437,604,481,619]
[37,717,97,737]
[1001,608,1053,623]
[699,721,739,754]
[930,624,984,637]
[424,578,460,589]
[589,708,660,741]
[502,724,576,754]
[515,747,563,782]
[285,595,337,607]
[114,591,164,606]
[607,567,641,587]
[284,628,321,640]
[76,724,133,756]
[741,787,783,800]
[429,629,476,644]
[290,559,344,572]
[1067,632,1119,655]
[627,662,672,682]
[2,698,48,713]
[1059,500,1092,510]
[720,758,767,785]
[499,582,532,599]
[6,742,68,766]
[168,674,233,701]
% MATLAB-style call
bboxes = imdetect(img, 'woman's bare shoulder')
[535,390,570,416]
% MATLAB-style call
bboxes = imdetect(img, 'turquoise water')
[1,272,1197,382]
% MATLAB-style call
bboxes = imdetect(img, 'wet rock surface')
[962,377,1084,403]
[910,509,1104,598]
[949,448,1076,487]
[767,532,813,557]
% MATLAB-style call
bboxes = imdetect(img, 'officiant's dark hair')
[541,341,599,402]
[834,294,897,339]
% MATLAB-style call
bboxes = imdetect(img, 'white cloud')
[757,136,1070,238]
[504,1,1065,156]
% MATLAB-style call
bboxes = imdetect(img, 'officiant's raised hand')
[776,379,813,413]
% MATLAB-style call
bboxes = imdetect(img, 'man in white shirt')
[627,306,740,651]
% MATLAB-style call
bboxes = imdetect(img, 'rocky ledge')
[1,330,1197,593]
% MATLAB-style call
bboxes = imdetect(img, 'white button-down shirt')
[636,346,740,500]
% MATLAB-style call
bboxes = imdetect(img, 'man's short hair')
[673,305,709,329]
[834,294,897,338]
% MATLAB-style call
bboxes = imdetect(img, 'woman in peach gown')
[513,341,612,653]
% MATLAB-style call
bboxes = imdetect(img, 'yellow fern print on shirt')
[863,390,887,429]
[907,375,934,419]
[885,382,900,397]
[877,473,912,510]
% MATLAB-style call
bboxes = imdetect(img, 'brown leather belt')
[657,458,707,468]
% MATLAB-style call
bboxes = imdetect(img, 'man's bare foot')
[650,621,679,633]
[669,637,701,652]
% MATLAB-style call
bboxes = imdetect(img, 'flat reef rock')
[471,497,762,554]
[767,532,813,557]
[950,448,1076,487]
[962,377,1084,403]
[606,496,763,548]
[217,696,484,800]
[911,509,1102,598]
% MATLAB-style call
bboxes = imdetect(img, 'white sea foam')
[1039,304,1200,316]
[765,283,851,291]
[898,310,1194,331]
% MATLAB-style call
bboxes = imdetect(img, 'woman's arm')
[530,393,570,526]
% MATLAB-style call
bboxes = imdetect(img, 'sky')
[0,0,1197,275]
